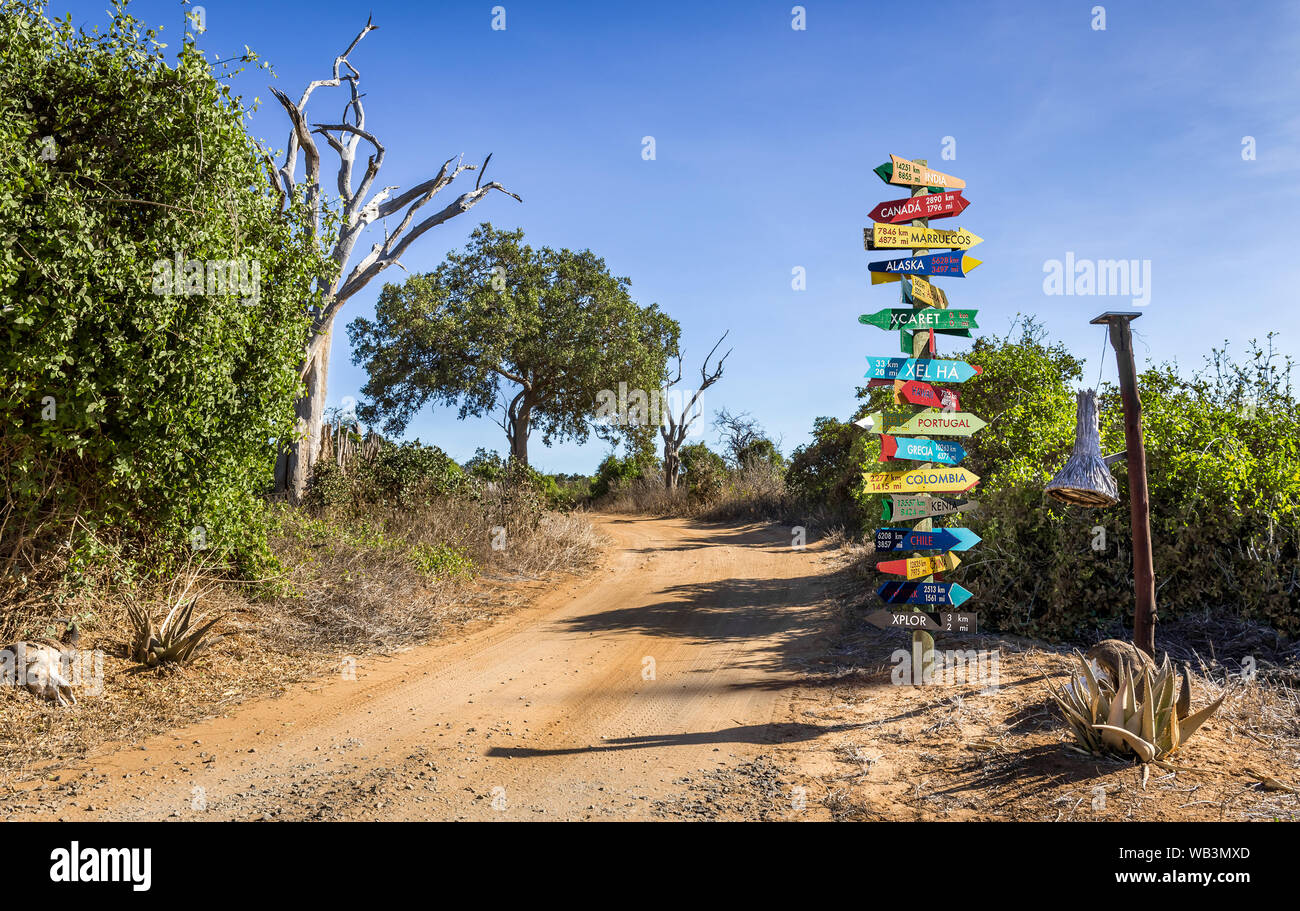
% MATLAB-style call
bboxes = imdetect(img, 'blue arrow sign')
[868,251,981,278]
[881,434,966,465]
[876,581,974,608]
[874,527,982,552]
[864,357,981,384]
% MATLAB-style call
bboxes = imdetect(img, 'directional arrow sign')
[877,552,961,579]
[869,607,979,632]
[864,357,981,383]
[875,154,966,190]
[859,409,923,434]
[859,308,978,332]
[865,608,942,632]
[902,275,949,310]
[880,434,966,465]
[863,466,981,494]
[895,379,959,411]
[877,581,974,608]
[865,223,983,251]
[868,190,970,225]
[869,251,982,278]
[882,495,978,521]
[861,410,986,437]
[874,527,982,552]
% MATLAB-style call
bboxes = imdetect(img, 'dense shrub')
[679,442,726,501]
[837,318,1300,639]
[590,449,659,500]
[786,417,867,524]
[0,1,328,576]
[303,440,470,511]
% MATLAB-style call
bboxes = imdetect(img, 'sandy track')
[13,515,842,821]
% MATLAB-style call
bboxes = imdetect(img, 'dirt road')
[15,515,844,821]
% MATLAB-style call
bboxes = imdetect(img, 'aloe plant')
[127,597,222,667]
[1046,652,1226,762]
[126,567,223,667]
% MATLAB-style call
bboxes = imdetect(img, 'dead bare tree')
[660,332,731,489]
[713,407,767,466]
[267,17,520,500]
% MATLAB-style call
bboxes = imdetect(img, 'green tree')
[786,416,865,520]
[348,224,680,464]
[679,442,726,500]
[0,0,330,573]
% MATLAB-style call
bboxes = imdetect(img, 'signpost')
[865,608,978,634]
[877,552,962,579]
[895,379,959,411]
[859,410,987,437]
[869,251,982,278]
[882,494,976,521]
[902,275,950,309]
[865,223,983,251]
[875,154,967,189]
[879,433,965,465]
[874,527,982,552]
[868,190,970,224]
[865,609,944,632]
[857,154,988,673]
[862,466,980,494]
[859,308,978,332]
[863,357,981,383]
[876,581,974,608]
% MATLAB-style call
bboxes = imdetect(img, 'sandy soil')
[7,513,1296,822]
[6,515,843,821]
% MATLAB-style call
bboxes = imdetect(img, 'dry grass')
[787,570,1300,821]
[598,464,855,543]
[0,497,606,786]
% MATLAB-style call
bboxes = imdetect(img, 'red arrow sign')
[868,191,970,225]
[895,380,960,411]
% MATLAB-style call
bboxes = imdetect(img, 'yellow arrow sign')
[906,275,949,309]
[866,223,983,251]
[871,259,982,285]
[878,552,962,580]
[863,466,981,494]
[888,154,966,190]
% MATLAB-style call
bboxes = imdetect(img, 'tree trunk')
[663,441,681,489]
[508,403,531,465]
[275,327,331,502]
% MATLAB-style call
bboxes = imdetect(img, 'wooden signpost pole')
[1090,312,1157,656]
[907,163,936,682]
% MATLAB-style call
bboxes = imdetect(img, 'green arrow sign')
[859,308,978,332]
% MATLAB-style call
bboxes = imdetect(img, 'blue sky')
[56,0,1300,472]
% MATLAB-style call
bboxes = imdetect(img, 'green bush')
[786,417,868,523]
[842,319,1300,639]
[0,1,329,574]
[679,442,726,501]
[304,440,470,511]
[591,449,658,500]
[463,448,505,482]
[408,541,475,578]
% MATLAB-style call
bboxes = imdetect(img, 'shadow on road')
[485,721,865,758]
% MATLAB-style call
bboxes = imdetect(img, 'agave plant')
[126,566,223,667]
[1046,652,1226,763]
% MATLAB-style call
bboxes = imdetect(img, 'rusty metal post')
[1091,312,1156,656]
